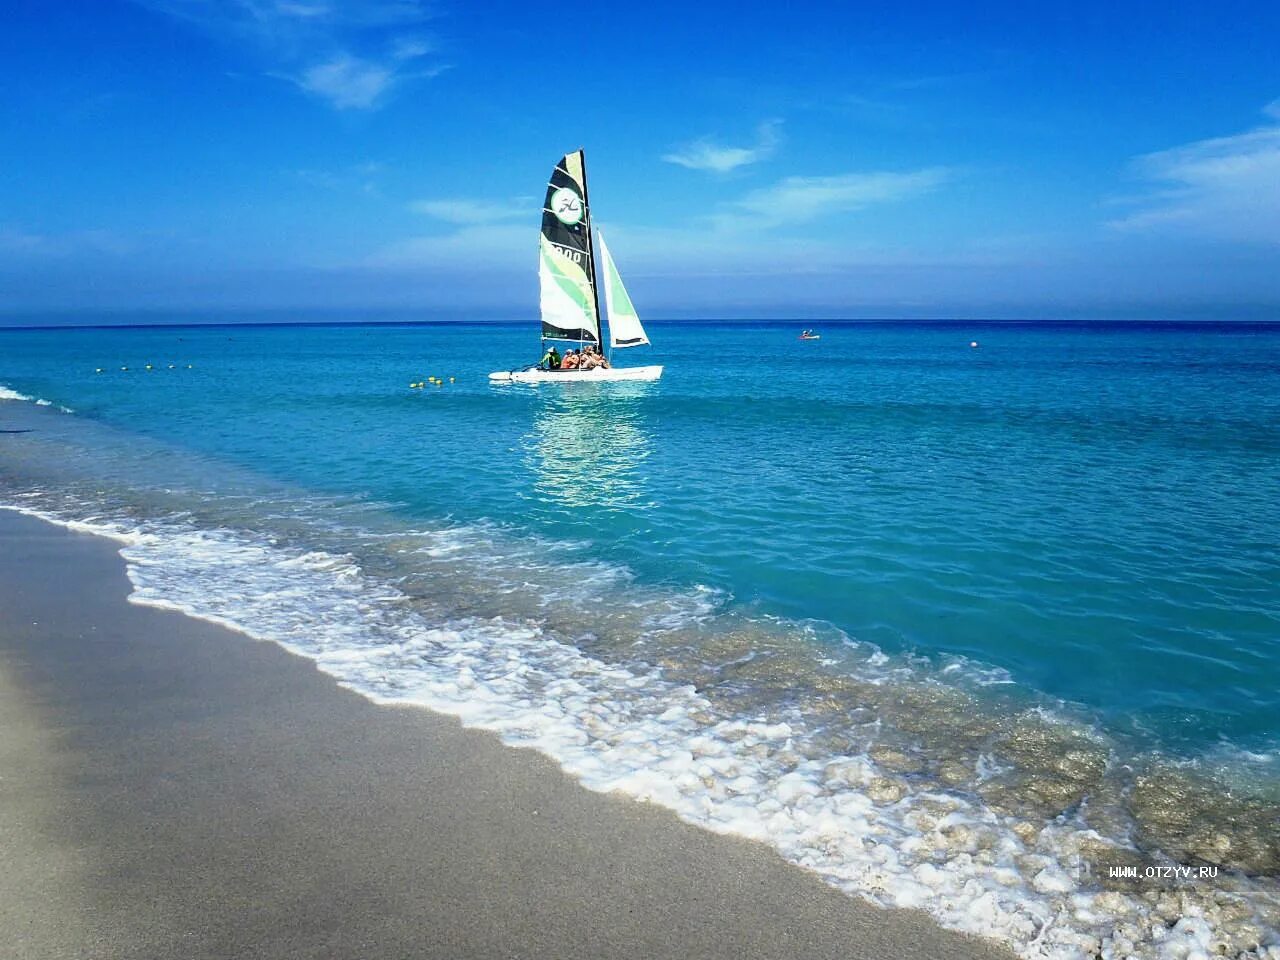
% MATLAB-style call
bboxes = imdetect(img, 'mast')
[580,148,606,358]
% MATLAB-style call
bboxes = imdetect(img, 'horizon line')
[4,317,1280,333]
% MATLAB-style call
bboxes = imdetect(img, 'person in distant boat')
[540,345,561,370]
[561,349,580,370]
[580,346,601,370]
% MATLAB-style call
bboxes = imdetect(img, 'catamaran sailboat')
[489,150,662,384]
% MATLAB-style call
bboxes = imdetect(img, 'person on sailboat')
[579,348,600,370]
[561,349,580,370]
[540,345,561,370]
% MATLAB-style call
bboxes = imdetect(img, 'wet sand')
[0,508,1015,960]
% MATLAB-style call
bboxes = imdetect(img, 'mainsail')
[539,151,601,344]
[597,231,649,348]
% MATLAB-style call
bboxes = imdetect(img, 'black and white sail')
[539,150,601,344]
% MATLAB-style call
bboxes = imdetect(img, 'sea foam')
[0,383,74,412]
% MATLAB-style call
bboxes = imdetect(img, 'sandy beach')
[0,509,1015,960]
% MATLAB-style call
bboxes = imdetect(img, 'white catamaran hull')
[489,365,663,384]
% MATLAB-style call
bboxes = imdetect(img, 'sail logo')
[550,187,584,225]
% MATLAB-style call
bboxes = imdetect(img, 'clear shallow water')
[3,319,1280,959]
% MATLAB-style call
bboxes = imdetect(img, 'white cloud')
[389,34,433,60]
[662,120,781,173]
[714,167,950,230]
[132,0,443,110]
[410,198,529,224]
[293,54,392,108]
[1109,101,1280,243]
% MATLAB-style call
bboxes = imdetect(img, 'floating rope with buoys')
[409,376,456,389]
[98,363,194,373]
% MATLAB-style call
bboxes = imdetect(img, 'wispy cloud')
[383,166,949,277]
[662,120,781,173]
[410,197,531,224]
[0,226,132,257]
[1109,100,1280,243]
[294,53,394,109]
[132,0,445,110]
[292,160,384,192]
[365,224,526,268]
[0,228,47,254]
[712,167,950,230]
[365,197,533,268]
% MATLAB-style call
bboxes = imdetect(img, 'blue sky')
[2,0,1278,321]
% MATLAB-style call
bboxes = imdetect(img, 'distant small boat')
[799,329,821,341]
[490,150,662,385]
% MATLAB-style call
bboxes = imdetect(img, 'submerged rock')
[866,776,907,804]
[869,744,926,775]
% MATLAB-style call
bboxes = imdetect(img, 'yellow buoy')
[449,377,455,383]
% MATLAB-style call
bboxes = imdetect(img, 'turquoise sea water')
[3,319,1280,957]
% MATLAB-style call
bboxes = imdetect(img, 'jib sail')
[597,230,649,349]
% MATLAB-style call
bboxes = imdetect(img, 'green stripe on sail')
[604,248,637,321]
[541,243,593,315]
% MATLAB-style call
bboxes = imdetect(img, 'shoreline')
[0,508,1015,960]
